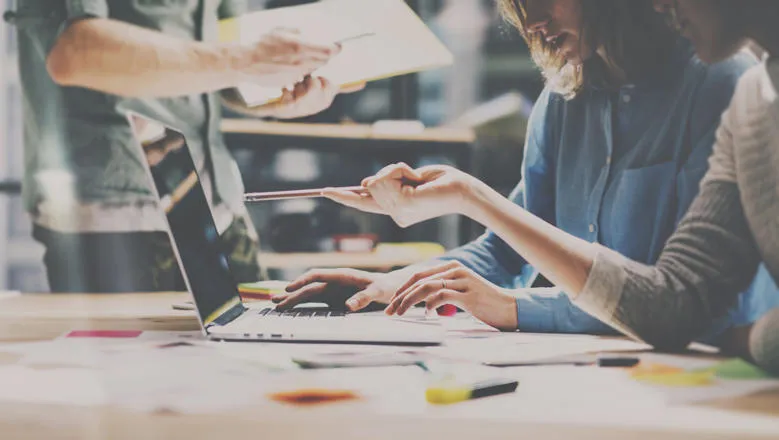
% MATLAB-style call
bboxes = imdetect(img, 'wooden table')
[1,292,778,440]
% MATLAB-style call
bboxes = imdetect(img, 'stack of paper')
[219,0,454,106]
[238,280,289,300]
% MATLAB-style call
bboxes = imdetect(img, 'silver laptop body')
[128,112,444,345]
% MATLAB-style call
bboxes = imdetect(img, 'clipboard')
[219,0,454,107]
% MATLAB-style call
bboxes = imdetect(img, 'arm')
[433,184,533,287]
[46,13,337,98]
[433,89,557,287]
[508,124,716,337]
[47,18,236,97]
[357,93,760,349]
[462,102,760,350]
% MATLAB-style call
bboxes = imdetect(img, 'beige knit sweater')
[573,58,779,358]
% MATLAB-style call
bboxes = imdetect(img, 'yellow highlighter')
[426,378,519,405]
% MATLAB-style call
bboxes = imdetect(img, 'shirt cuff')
[66,0,108,20]
[515,296,556,333]
[572,245,628,326]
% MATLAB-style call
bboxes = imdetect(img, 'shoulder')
[721,63,777,128]
[527,86,564,138]
[683,50,757,142]
[733,62,777,109]
[524,86,566,164]
[691,49,757,106]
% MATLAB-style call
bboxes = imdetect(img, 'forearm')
[462,181,596,297]
[47,18,239,97]
[461,178,759,350]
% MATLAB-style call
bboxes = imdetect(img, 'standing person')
[9,0,361,292]
[274,0,770,350]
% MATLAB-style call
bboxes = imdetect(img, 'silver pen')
[244,185,368,203]
[335,32,376,45]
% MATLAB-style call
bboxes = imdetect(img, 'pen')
[509,356,640,368]
[243,186,368,202]
[426,378,518,405]
[335,32,376,45]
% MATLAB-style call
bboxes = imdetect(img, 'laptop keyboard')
[259,307,347,318]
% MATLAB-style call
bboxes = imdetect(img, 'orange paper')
[269,389,359,406]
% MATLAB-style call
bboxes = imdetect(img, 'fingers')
[266,28,341,62]
[322,188,385,214]
[364,163,422,188]
[423,290,462,312]
[284,268,368,292]
[393,261,462,301]
[387,269,466,316]
[273,282,327,311]
[346,288,378,312]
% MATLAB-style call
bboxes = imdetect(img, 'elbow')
[46,24,86,86]
[627,325,698,353]
[46,47,75,85]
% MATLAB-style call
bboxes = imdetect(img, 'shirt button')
[622,94,631,104]
[589,224,596,233]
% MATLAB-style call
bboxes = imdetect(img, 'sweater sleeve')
[572,100,762,351]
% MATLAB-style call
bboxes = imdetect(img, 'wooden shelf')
[221,119,475,144]
[260,244,445,270]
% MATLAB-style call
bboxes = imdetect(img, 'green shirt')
[13,0,247,232]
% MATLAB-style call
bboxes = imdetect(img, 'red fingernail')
[437,304,457,317]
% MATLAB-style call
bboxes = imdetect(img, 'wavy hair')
[497,0,677,99]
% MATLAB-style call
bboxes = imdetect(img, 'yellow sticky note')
[632,370,715,387]
[630,362,715,387]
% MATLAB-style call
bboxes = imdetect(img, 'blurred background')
[0,0,545,290]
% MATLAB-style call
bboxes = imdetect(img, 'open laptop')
[127,112,444,345]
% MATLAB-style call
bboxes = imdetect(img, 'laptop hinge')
[210,303,248,329]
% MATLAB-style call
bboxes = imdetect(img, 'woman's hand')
[386,261,519,331]
[272,268,395,312]
[324,163,482,227]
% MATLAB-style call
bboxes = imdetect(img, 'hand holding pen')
[244,185,368,203]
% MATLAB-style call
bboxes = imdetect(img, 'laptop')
[127,112,444,345]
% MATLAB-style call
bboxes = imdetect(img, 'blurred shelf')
[260,243,445,271]
[221,119,475,144]
[483,54,539,76]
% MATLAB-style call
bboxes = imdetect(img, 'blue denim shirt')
[438,41,778,338]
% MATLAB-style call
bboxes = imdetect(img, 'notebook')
[218,0,454,106]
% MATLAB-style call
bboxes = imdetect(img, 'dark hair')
[497,0,678,99]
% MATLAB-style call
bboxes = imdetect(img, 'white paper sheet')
[227,0,453,106]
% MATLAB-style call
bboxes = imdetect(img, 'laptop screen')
[129,113,244,328]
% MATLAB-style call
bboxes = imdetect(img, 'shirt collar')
[586,36,694,93]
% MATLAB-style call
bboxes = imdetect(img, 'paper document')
[219,0,454,106]
[427,333,652,366]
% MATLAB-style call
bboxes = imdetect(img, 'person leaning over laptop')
[10,0,362,293]
[291,0,779,374]
[274,0,776,352]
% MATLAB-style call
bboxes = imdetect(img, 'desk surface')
[1,292,778,440]
[221,118,476,143]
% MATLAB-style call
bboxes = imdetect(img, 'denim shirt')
[12,0,247,227]
[438,41,775,337]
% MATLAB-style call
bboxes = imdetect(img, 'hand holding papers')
[219,0,454,106]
